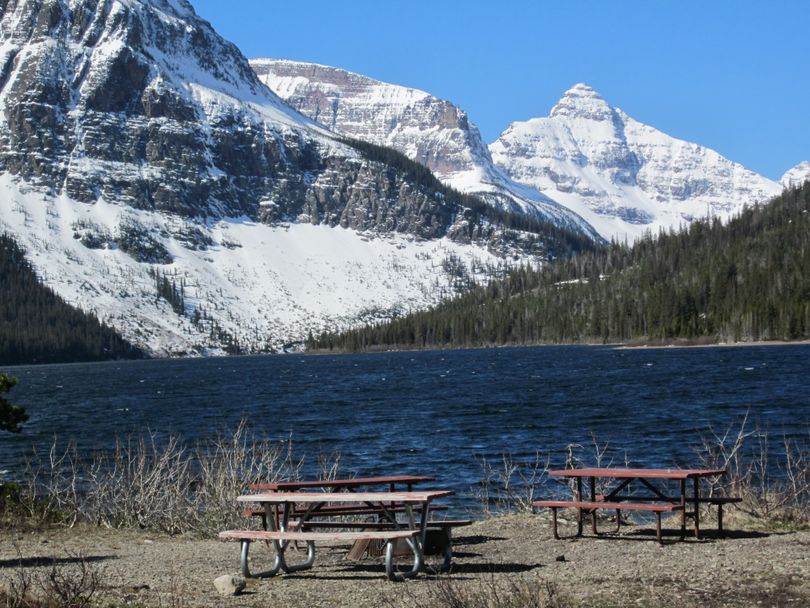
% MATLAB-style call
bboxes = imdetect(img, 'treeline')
[308,181,810,351]
[0,233,144,365]
[343,137,600,258]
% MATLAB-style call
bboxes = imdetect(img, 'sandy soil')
[1,513,808,607]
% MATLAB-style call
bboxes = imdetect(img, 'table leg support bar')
[275,539,316,574]
[548,507,584,540]
[385,537,423,581]
[239,540,282,578]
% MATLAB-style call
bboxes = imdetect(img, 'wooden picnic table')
[535,467,731,543]
[250,474,435,492]
[244,474,442,529]
[221,490,454,580]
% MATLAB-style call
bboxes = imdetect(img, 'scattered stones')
[555,554,566,562]
[213,574,246,597]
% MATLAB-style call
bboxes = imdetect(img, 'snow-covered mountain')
[0,0,568,356]
[251,59,601,240]
[781,161,810,189]
[490,84,785,241]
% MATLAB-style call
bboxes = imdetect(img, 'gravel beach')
[1,512,808,607]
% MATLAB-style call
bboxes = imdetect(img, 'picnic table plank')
[237,490,453,504]
[250,474,435,491]
[549,468,725,479]
[220,529,419,542]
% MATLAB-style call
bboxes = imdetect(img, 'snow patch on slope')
[781,161,810,189]
[0,174,511,356]
[491,83,784,241]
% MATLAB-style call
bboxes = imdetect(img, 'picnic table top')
[549,467,726,480]
[237,490,454,504]
[250,475,435,491]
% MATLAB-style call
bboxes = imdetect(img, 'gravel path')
[1,513,808,607]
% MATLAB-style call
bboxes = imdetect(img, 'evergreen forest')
[307,182,810,351]
[0,233,144,365]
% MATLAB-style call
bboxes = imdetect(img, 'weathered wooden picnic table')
[249,474,436,492]
[220,490,454,580]
[242,474,449,530]
[534,468,739,544]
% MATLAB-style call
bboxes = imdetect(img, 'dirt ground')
[1,512,808,607]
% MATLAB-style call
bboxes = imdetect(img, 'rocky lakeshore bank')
[1,513,808,607]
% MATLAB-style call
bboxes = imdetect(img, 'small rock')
[555,554,566,562]
[213,574,245,597]
[131,584,150,591]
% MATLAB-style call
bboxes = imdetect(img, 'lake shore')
[2,513,808,607]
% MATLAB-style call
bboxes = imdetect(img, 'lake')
[2,344,809,510]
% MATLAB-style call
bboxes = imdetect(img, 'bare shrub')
[83,433,193,533]
[16,420,312,535]
[192,424,305,534]
[695,413,810,526]
[0,549,101,608]
[476,452,550,516]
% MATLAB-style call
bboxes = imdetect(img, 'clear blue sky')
[192,0,808,181]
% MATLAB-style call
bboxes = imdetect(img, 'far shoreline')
[303,337,810,357]
[617,338,810,350]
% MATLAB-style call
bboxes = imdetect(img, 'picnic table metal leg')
[717,503,725,536]
[575,477,584,537]
[550,507,561,540]
[693,477,701,539]
[273,502,316,574]
[679,479,687,540]
[385,503,424,581]
[239,539,282,578]
[655,512,663,545]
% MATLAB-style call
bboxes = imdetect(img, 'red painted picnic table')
[547,467,727,540]
[246,475,440,528]
[225,490,454,580]
[250,474,435,492]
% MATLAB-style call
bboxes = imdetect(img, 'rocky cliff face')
[0,0,556,246]
[490,84,784,240]
[252,59,600,239]
[0,0,584,356]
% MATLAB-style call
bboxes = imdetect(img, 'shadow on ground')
[0,554,117,568]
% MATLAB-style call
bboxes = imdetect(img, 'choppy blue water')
[2,344,809,509]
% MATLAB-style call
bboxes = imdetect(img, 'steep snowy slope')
[251,59,600,240]
[490,84,783,241]
[781,161,810,189]
[0,0,557,356]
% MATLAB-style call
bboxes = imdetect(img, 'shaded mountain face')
[0,0,528,243]
[252,59,601,240]
[490,83,784,240]
[0,0,582,356]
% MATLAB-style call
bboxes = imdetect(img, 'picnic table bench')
[241,474,467,559]
[221,490,456,580]
[533,468,739,544]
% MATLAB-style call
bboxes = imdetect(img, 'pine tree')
[0,374,27,433]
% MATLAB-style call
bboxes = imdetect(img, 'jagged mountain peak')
[253,58,600,239]
[2,0,592,357]
[550,82,613,121]
[491,83,782,241]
